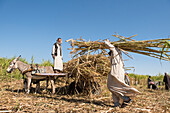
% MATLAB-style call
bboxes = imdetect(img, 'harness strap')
[22,64,35,74]
[23,68,35,74]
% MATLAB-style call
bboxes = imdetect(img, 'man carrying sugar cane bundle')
[66,34,170,107]
[104,39,140,107]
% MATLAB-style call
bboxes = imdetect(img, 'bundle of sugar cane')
[66,34,170,61]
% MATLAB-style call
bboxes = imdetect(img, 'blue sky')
[0,0,170,75]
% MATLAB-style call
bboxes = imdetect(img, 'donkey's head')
[7,55,21,73]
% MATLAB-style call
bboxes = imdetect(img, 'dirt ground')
[0,77,169,113]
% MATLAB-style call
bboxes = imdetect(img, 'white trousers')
[54,56,63,71]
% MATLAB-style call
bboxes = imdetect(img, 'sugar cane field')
[0,37,170,113]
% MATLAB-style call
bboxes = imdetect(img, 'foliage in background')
[129,73,164,81]
[40,59,53,66]
[0,57,165,83]
[128,73,164,86]
[0,57,28,80]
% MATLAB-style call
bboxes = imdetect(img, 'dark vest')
[54,43,62,56]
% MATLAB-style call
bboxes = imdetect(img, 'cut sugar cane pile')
[66,34,170,61]
[63,54,110,95]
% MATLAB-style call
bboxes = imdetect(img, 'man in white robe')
[52,38,63,73]
[105,40,140,107]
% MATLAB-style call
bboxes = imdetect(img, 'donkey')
[6,55,56,94]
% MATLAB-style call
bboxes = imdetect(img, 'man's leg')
[112,93,120,107]
[148,84,151,89]
[50,76,55,94]
[165,83,169,90]
[122,96,132,103]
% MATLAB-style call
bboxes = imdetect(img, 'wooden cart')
[33,73,67,94]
